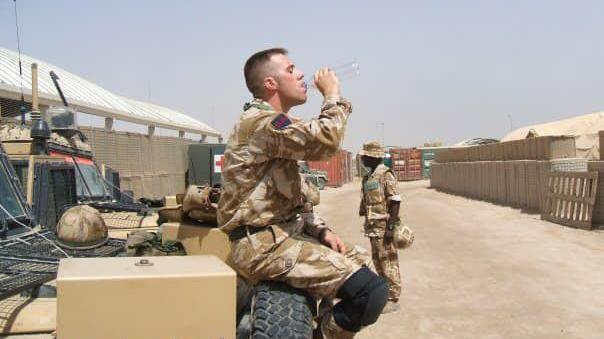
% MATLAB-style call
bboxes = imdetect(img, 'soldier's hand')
[322,230,347,254]
[314,68,340,99]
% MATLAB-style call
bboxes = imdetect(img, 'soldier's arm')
[301,211,330,239]
[302,213,346,253]
[252,97,352,161]
[384,172,402,230]
[359,193,366,216]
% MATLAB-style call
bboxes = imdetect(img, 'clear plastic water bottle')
[305,61,360,90]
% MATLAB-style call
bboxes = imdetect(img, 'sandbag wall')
[81,127,193,199]
[431,161,551,212]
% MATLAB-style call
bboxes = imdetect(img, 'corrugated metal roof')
[0,47,221,137]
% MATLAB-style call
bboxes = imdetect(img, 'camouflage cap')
[358,141,385,158]
[56,205,108,250]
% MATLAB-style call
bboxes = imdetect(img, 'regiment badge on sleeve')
[271,114,291,130]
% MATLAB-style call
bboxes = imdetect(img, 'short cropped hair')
[244,48,288,97]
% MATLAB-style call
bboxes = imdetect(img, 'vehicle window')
[76,164,108,198]
[10,162,28,195]
[0,163,26,219]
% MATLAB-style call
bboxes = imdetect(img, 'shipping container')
[383,152,392,169]
[390,148,423,181]
[308,150,353,187]
[187,143,226,187]
[421,148,437,178]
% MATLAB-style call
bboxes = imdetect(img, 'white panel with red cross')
[214,154,225,173]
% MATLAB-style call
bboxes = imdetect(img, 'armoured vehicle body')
[0,121,159,239]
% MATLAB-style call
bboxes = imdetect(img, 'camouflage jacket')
[360,164,401,237]
[218,97,352,233]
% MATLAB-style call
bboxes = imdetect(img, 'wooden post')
[32,63,39,111]
[105,117,114,130]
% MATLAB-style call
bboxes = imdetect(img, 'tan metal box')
[57,255,236,339]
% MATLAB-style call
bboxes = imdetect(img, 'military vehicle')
[1,122,159,239]
[298,160,328,190]
[0,140,126,335]
[0,68,158,239]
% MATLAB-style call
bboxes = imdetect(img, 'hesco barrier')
[81,127,193,199]
[430,161,551,212]
[308,150,353,187]
[435,136,576,163]
[431,160,604,225]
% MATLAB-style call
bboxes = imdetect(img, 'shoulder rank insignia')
[271,113,291,130]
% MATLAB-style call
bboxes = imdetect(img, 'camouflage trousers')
[369,236,401,302]
[230,223,373,302]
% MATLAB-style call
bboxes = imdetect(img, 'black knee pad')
[333,267,389,332]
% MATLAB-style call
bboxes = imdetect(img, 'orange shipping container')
[390,148,423,181]
[308,150,353,187]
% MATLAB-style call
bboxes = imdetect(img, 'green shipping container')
[187,143,226,187]
[383,152,392,168]
[421,149,436,178]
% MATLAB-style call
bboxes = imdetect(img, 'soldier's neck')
[265,95,291,114]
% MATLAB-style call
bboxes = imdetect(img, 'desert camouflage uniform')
[218,97,357,294]
[218,97,363,336]
[360,164,402,302]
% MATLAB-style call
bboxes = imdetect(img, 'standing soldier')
[359,141,404,313]
[218,48,389,338]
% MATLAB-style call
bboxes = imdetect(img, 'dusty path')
[317,179,604,339]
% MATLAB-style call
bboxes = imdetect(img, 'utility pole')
[507,114,513,132]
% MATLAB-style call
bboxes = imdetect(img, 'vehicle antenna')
[13,0,27,124]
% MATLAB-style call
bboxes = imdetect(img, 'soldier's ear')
[263,76,278,92]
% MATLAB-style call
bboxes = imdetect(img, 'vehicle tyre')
[250,281,313,339]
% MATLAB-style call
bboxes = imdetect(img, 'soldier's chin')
[291,95,307,106]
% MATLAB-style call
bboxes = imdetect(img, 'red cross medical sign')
[214,154,224,173]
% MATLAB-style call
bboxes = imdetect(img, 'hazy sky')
[1,1,603,151]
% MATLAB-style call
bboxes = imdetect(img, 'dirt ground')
[316,179,604,339]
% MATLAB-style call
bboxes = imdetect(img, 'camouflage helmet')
[359,141,385,158]
[56,205,108,250]
[393,224,414,250]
